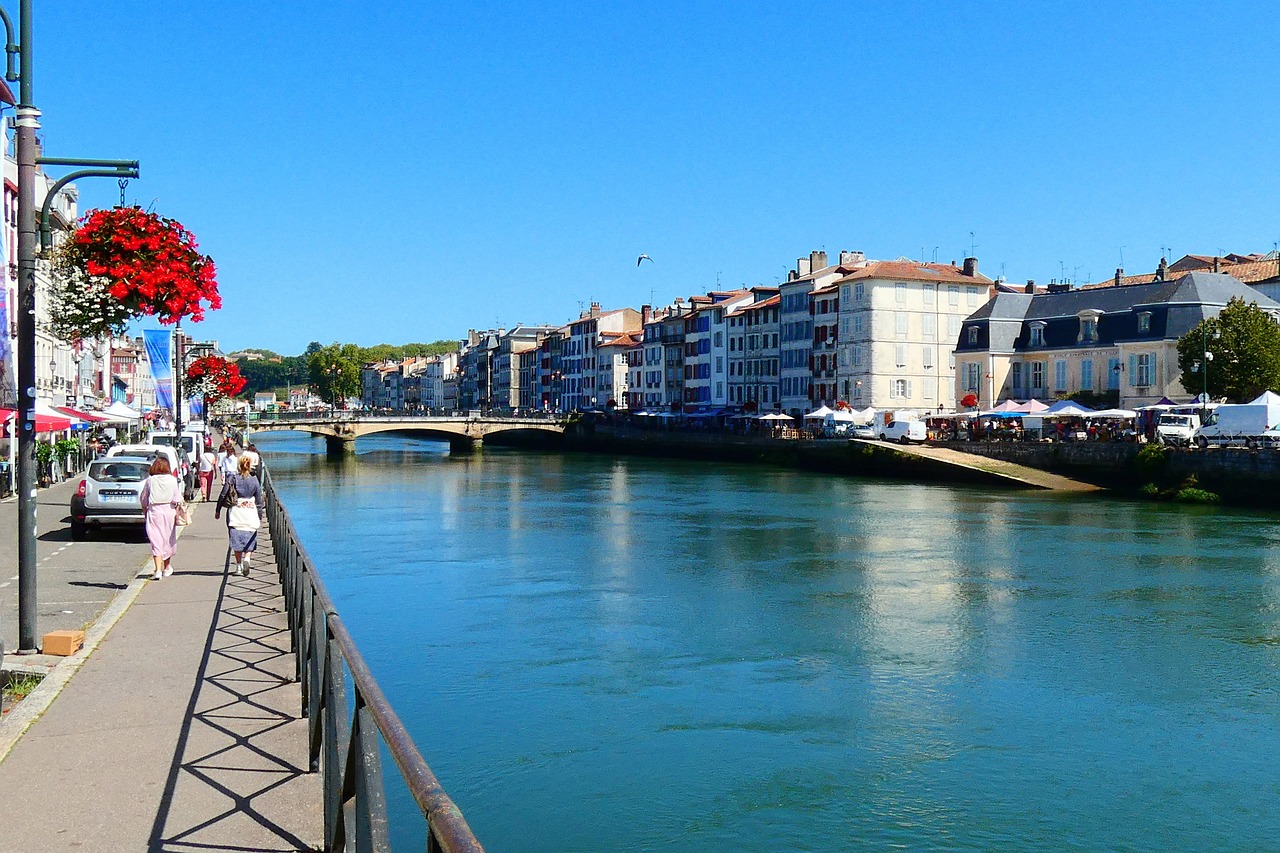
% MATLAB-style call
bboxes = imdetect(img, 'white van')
[879,420,927,444]
[147,429,204,466]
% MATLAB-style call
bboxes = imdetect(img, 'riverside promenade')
[0,493,321,851]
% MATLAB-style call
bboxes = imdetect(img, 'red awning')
[57,406,109,423]
[0,408,73,432]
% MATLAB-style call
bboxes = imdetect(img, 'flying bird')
[637,254,653,266]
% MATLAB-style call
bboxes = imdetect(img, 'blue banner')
[0,283,14,409]
[143,329,173,411]
[188,395,204,419]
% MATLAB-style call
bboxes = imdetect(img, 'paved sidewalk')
[0,476,159,657]
[0,496,322,851]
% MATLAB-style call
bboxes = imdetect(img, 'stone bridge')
[246,414,568,454]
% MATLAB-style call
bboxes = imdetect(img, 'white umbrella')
[103,401,142,421]
[759,412,794,422]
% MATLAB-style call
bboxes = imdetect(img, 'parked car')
[69,456,154,540]
[879,420,927,444]
[851,424,877,440]
[1155,412,1200,446]
[106,444,182,473]
[1194,403,1280,448]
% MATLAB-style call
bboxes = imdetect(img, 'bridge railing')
[261,465,484,853]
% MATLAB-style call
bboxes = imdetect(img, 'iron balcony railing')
[262,466,484,853]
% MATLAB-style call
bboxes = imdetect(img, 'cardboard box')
[42,630,85,657]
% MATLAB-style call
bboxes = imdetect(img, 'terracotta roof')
[747,295,780,310]
[1086,257,1280,289]
[834,260,992,285]
[601,332,641,347]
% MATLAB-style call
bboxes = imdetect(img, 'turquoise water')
[257,431,1280,851]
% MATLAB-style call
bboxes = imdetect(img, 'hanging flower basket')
[49,207,220,339]
[186,355,246,404]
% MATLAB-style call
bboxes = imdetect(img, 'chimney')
[1024,283,1035,294]
[962,257,978,277]
[1213,256,1222,273]
[796,257,811,277]
[787,270,798,282]
[810,250,828,271]
[641,304,652,324]
[1156,257,1168,281]
[1114,268,1123,287]
[590,301,601,318]
[839,250,865,266]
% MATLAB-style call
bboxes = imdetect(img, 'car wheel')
[879,433,888,441]
[1195,436,1208,449]
[70,519,87,540]
[1247,438,1259,450]
[899,435,909,445]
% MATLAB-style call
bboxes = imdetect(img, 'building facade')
[953,271,1278,409]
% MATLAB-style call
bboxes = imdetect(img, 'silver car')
[69,456,153,539]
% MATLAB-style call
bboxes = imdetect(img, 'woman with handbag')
[139,456,183,580]
[214,454,263,577]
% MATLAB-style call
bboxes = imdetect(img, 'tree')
[308,342,361,407]
[1177,297,1280,403]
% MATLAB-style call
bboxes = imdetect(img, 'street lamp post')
[1199,323,1219,423]
[12,0,139,654]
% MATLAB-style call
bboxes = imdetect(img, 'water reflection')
[256,431,1280,852]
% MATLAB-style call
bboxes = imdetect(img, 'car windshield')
[1160,415,1190,426]
[89,461,149,483]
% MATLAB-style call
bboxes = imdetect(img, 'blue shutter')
[1128,355,1137,386]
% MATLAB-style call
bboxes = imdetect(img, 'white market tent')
[102,401,142,422]
[804,405,835,420]
[830,409,857,423]
[1092,409,1137,419]
[1042,400,1095,418]
[758,412,794,422]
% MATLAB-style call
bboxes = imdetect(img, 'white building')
[565,304,641,410]
[835,258,992,411]
[597,331,641,409]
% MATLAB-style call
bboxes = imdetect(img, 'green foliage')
[34,441,54,466]
[4,673,42,700]
[235,356,307,400]
[1135,442,1169,480]
[1174,484,1221,504]
[358,341,457,362]
[54,438,79,460]
[308,342,362,407]
[1178,297,1280,403]
[231,340,458,402]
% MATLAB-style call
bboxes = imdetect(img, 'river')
[256,431,1280,851]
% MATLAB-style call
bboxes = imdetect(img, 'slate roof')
[958,272,1280,354]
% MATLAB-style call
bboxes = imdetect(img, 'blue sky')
[34,1,1280,354]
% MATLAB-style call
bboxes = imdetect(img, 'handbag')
[175,502,191,526]
[218,474,239,509]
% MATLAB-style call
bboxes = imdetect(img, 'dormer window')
[967,326,979,345]
[1029,322,1046,347]
[1137,312,1152,334]
[1077,309,1102,343]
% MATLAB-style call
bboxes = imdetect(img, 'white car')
[851,424,877,440]
[879,420,927,444]
[106,444,183,473]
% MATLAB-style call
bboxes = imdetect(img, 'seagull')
[636,254,653,266]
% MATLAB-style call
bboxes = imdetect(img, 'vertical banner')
[188,395,204,420]
[0,284,15,409]
[143,329,173,411]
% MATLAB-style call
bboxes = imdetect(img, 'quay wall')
[490,426,1038,491]
[489,425,1280,506]
[936,441,1280,506]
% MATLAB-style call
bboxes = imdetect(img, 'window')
[948,285,960,306]
[852,345,862,366]
[1054,360,1067,391]
[1136,353,1153,386]
[1081,359,1093,391]
[923,284,936,306]
[895,312,908,338]
[854,283,864,301]
[892,379,910,398]
[922,346,934,369]
[964,362,981,392]
[895,282,907,303]
[968,287,979,307]
[967,326,979,345]
[1011,362,1023,390]
[1137,312,1152,333]
[895,344,907,367]
[1031,361,1045,390]
[713,332,722,347]
[715,356,723,373]
[854,315,863,336]
[924,377,937,399]
[1029,323,1045,347]
[716,382,723,398]
[948,316,962,339]
[1079,315,1098,342]
[922,314,936,341]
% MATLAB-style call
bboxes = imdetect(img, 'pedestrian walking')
[242,443,261,478]
[214,454,263,577]
[197,445,217,501]
[218,441,238,483]
[140,456,183,580]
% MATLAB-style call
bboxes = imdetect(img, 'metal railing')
[262,466,484,853]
